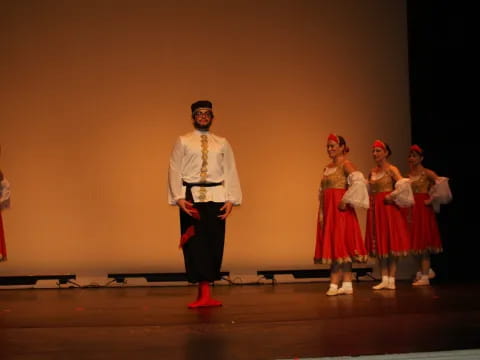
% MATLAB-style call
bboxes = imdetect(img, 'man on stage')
[168,100,242,308]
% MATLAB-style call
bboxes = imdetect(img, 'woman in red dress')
[314,134,369,296]
[406,144,452,286]
[0,146,10,262]
[365,140,414,290]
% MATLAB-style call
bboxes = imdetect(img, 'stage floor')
[1,280,479,360]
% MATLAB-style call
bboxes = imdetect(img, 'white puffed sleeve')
[429,177,452,213]
[0,178,11,210]
[168,137,185,205]
[342,171,369,209]
[223,139,242,205]
[390,178,414,208]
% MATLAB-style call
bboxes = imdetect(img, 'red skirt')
[0,212,6,261]
[406,193,442,254]
[365,192,411,257]
[314,188,367,264]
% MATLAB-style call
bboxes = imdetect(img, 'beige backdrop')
[0,0,412,282]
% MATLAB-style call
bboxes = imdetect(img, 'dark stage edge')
[107,271,231,283]
[257,264,374,282]
[0,274,76,286]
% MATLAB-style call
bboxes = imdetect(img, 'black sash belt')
[182,181,223,202]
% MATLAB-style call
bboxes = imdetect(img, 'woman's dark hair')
[384,142,392,157]
[337,135,350,154]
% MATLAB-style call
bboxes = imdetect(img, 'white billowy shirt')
[168,130,242,205]
[0,177,10,210]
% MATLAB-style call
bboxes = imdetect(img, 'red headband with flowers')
[410,144,423,154]
[327,133,339,143]
[372,139,386,151]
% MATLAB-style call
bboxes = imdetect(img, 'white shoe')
[386,282,396,290]
[416,268,436,280]
[372,282,387,290]
[412,278,430,286]
[337,287,353,295]
[326,288,338,296]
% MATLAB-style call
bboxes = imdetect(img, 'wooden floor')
[1,280,479,360]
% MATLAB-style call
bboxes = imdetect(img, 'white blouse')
[168,130,242,205]
[429,177,453,213]
[0,178,10,209]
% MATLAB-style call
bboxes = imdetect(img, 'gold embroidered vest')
[369,172,394,193]
[410,172,433,194]
[321,166,347,190]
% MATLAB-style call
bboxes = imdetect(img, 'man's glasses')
[194,111,213,118]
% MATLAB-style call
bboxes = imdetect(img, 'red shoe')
[187,298,222,308]
[206,298,222,307]
[187,281,222,308]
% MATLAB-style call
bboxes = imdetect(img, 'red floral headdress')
[327,133,339,143]
[372,139,386,151]
[410,144,423,154]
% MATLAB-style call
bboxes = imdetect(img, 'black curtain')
[407,1,467,281]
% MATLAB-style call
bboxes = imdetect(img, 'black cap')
[191,100,212,113]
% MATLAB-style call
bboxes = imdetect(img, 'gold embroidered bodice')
[369,171,394,193]
[321,166,347,190]
[410,172,433,194]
